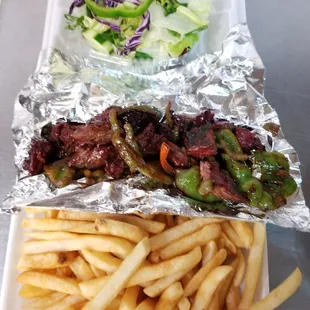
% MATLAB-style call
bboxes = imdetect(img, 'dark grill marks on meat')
[68,145,111,169]
[118,110,159,135]
[24,140,55,175]
[185,125,217,159]
[200,161,248,203]
[136,123,166,157]
[235,127,264,153]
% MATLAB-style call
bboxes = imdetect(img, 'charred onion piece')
[110,109,173,185]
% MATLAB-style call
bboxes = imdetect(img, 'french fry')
[238,223,266,309]
[230,220,253,249]
[44,294,86,310]
[154,281,183,310]
[89,264,107,278]
[75,301,88,310]
[221,222,244,248]
[191,266,233,310]
[17,252,77,270]
[25,208,48,214]
[127,247,202,287]
[79,276,110,299]
[58,210,99,221]
[202,240,217,266]
[23,235,134,259]
[226,286,240,310]
[83,237,151,310]
[148,251,160,264]
[70,256,95,281]
[119,286,140,310]
[135,298,157,310]
[56,266,74,277]
[233,249,246,287]
[18,284,52,299]
[183,249,227,297]
[153,214,167,224]
[22,218,98,234]
[25,231,78,240]
[166,215,175,228]
[107,295,122,309]
[218,258,239,308]
[208,287,220,310]
[23,291,67,309]
[181,265,199,288]
[95,218,149,243]
[131,212,155,220]
[150,218,223,251]
[81,249,122,274]
[249,267,302,310]
[144,268,189,297]
[33,268,57,275]
[101,214,166,234]
[221,231,237,254]
[17,271,81,295]
[139,280,156,288]
[155,224,221,260]
[175,216,189,225]
[217,238,226,250]
[177,297,191,310]
[45,209,59,219]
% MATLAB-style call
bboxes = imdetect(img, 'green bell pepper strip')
[215,129,248,161]
[110,109,173,185]
[176,166,222,203]
[255,152,297,197]
[262,172,297,197]
[222,154,263,207]
[85,0,154,18]
[254,151,290,173]
[124,123,142,157]
[257,191,276,210]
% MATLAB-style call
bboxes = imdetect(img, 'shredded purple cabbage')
[120,10,150,55]
[105,0,124,7]
[92,14,121,32]
[69,0,85,14]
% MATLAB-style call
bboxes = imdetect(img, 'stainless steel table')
[0,0,309,308]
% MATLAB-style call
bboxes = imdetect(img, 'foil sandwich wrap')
[2,24,309,232]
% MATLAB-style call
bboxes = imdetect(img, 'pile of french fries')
[17,209,302,310]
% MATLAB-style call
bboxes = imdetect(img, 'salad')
[66,0,211,60]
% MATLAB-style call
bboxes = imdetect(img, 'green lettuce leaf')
[168,32,199,57]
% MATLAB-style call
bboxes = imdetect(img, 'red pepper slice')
[160,142,176,175]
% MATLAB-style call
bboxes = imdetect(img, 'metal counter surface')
[0,0,309,308]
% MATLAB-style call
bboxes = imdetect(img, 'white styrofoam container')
[0,211,269,310]
[0,1,269,309]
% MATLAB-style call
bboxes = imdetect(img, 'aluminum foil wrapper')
[2,24,309,231]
